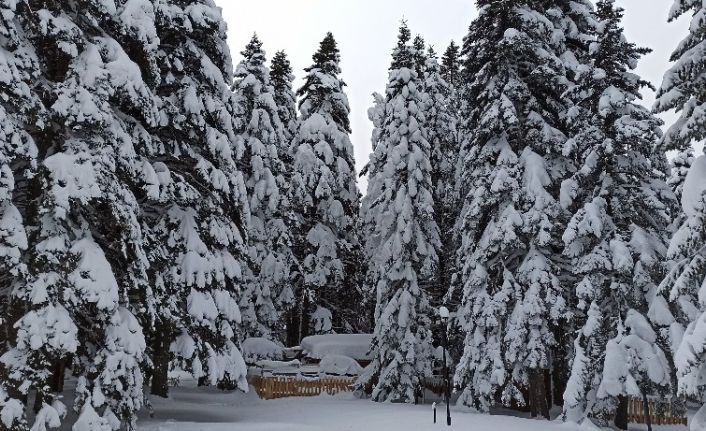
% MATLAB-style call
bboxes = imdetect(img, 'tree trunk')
[50,359,66,393]
[544,369,552,408]
[286,308,296,347]
[614,395,629,430]
[529,369,550,420]
[33,389,43,414]
[551,348,568,407]
[150,324,170,398]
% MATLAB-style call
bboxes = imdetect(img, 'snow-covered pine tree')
[357,91,388,333]
[661,155,706,423]
[560,1,675,427]
[0,0,41,357]
[453,0,574,417]
[290,33,362,340]
[147,0,249,397]
[654,0,706,205]
[1,1,160,429]
[270,50,299,145]
[422,48,459,314]
[655,0,706,422]
[0,3,42,428]
[233,34,296,341]
[269,49,303,345]
[356,22,440,403]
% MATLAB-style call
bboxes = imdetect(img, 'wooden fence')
[249,376,355,400]
[627,398,687,426]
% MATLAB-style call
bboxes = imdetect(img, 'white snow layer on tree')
[301,334,373,360]
[682,155,706,217]
[241,337,284,363]
[318,354,364,376]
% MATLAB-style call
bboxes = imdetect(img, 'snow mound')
[242,338,284,364]
[682,155,706,217]
[692,403,706,431]
[300,334,373,360]
[318,355,363,376]
[256,359,301,371]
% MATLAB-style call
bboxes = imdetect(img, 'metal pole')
[442,319,451,426]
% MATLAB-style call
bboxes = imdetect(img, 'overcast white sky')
[219,0,689,190]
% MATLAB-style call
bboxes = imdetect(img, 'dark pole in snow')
[433,402,437,424]
[439,306,451,426]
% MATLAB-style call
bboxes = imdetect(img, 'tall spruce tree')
[453,0,575,417]
[356,23,440,403]
[147,0,249,397]
[546,0,598,408]
[560,1,675,427]
[0,0,41,357]
[0,2,42,428]
[290,33,362,341]
[660,154,706,425]
[234,35,296,341]
[358,91,387,332]
[1,1,160,429]
[655,0,706,423]
[270,50,298,145]
[422,49,459,313]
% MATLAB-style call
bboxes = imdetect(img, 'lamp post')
[439,306,451,426]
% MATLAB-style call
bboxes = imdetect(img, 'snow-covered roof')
[300,334,373,360]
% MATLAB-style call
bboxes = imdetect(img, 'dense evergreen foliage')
[0,1,703,430]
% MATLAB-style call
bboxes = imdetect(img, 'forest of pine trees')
[0,0,706,430]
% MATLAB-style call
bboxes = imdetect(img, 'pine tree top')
[427,46,438,60]
[592,0,652,100]
[391,21,414,70]
[441,40,460,85]
[271,50,293,87]
[309,32,341,75]
[297,32,350,132]
[242,33,265,62]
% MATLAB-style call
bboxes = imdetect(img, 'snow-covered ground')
[138,380,688,431]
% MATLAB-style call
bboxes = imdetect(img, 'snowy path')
[138,383,688,431]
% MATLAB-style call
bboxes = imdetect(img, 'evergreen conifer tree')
[1,1,161,429]
[290,33,362,341]
[453,0,574,417]
[422,49,459,313]
[654,0,706,205]
[560,1,675,426]
[655,0,706,422]
[357,22,440,403]
[234,35,296,341]
[270,50,298,145]
[147,0,249,398]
